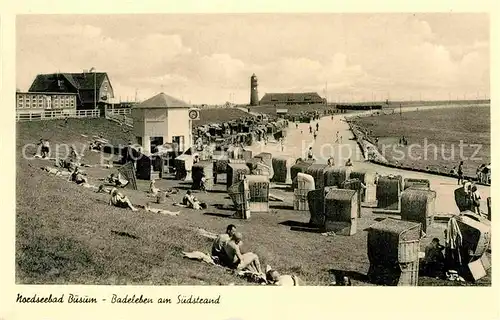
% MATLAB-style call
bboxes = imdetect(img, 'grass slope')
[16,118,490,285]
[351,106,490,177]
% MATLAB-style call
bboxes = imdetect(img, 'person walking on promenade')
[457,161,464,185]
[307,147,314,160]
[471,185,482,215]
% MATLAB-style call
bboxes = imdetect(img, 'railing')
[106,108,131,116]
[105,112,134,127]
[16,109,101,122]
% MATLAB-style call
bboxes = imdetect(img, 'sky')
[16,14,489,105]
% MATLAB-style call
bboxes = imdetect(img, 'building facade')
[131,93,192,155]
[259,92,326,105]
[28,72,114,110]
[16,92,78,115]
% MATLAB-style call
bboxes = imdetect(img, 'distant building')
[259,92,325,105]
[28,72,114,110]
[131,92,192,155]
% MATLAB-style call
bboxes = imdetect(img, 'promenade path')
[246,110,490,215]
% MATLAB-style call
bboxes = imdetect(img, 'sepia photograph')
[15,13,490,287]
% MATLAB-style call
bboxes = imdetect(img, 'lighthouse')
[250,73,259,106]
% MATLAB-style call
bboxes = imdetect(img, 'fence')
[16,109,101,122]
[106,108,132,116]
[105,112,134,127]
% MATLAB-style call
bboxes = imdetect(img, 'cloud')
[17,14,489,104]
[21,22,102,38]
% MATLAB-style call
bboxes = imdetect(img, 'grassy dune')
[351,106,490,177]
[16,119,490,285]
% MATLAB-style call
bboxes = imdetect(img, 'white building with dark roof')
[131,92,193,155]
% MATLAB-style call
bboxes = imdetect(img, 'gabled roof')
[29,72,109,92]
[134,92,191,109]
[67,72,108,90]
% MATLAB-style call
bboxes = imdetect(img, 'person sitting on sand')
[109,188,138,211]
[211,224,237,265]
[107,173,129,188]
[38,139,51,158]
[200,173,208,192]
[179,190,207,210]
[223,232,263,275]
[150,179,160,196]
[422,238,445,278]
[68,167,88,185]
[68,146,81,163]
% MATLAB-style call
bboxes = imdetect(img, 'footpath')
[245,112,490,215]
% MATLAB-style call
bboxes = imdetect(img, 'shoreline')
[344,105,491,186]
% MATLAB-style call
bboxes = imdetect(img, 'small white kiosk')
[131,92,193,155]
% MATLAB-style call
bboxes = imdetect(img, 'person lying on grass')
[139,203,179,216]
[222,232,264,276]
[265,268,302,286]
[109,188,139,211]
